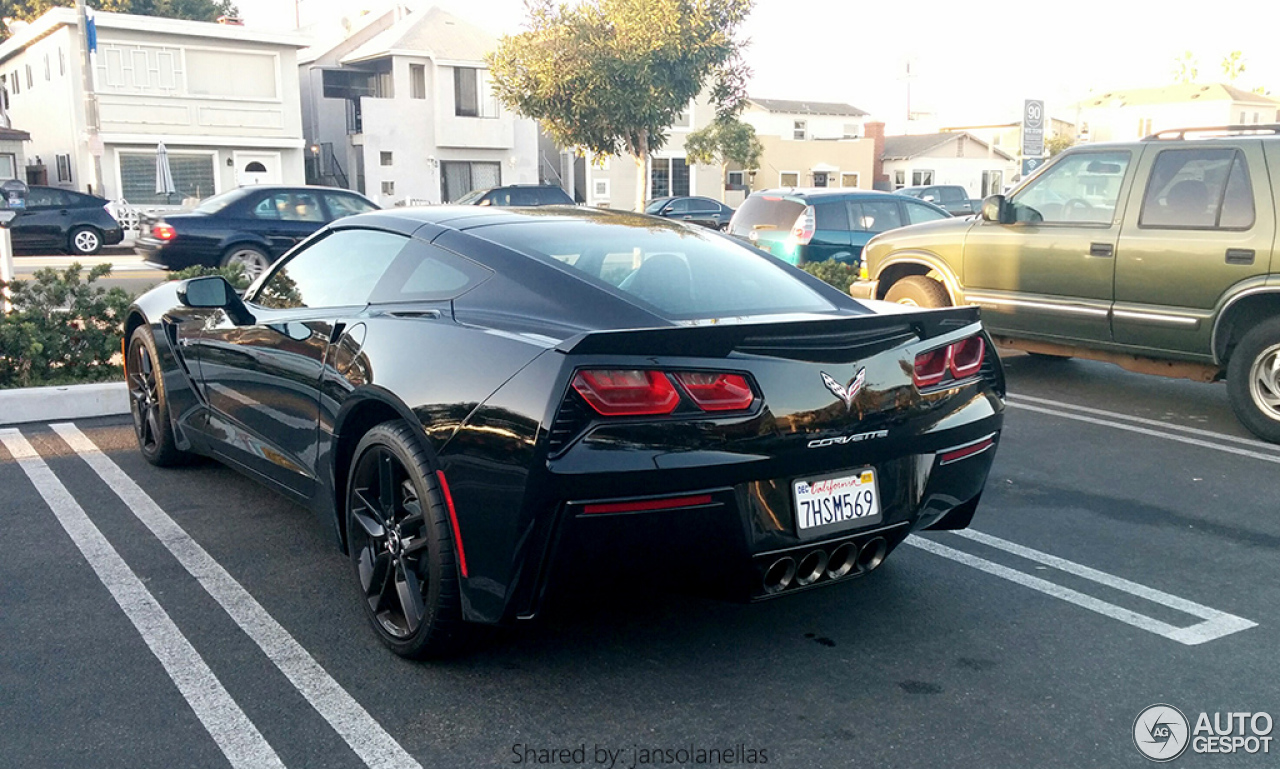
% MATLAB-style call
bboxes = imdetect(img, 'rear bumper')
[521,401,1002,618]
[849,278,878,300]
[134,239,201,270]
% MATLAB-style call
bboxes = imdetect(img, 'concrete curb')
[0,381,130,426]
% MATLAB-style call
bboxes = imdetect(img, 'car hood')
[865,215,978,259]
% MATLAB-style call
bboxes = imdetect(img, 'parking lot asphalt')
[1,351,1277,768]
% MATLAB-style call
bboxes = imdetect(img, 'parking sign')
[1022,99,1045,159]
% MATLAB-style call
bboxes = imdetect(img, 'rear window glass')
[727,195,805,236]
[472,218,838,320]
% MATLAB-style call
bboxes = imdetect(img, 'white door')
[234,152,282,186]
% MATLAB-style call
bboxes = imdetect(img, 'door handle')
[1089,242,1114,257]
[1225,248,1255,265]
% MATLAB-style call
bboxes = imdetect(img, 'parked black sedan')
[5,186,124,255]
[135,185,378,280]
[645,195,735,229]
[124,206,1004,658]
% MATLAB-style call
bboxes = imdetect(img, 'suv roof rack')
[1143,124,1280,141]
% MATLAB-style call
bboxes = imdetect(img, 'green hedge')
[0,263,247,390]
[800,259,858,294]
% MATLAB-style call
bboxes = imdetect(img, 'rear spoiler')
[556,306,981,359]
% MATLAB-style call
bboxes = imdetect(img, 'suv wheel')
[884,276,949,308]
[1227,317,1280,443]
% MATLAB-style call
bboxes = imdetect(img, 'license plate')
[794,468,881,532]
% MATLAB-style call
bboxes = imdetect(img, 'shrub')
[0,264,132,389]
[801,259,858,294]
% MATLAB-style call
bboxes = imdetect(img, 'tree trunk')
[633,130,649,212]
[719,161,727,202]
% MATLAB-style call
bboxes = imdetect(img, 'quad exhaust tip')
[762,557,796,594]
[761,536,890,594]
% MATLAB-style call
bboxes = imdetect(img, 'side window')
[23,188,60,208]
[666,198,690,214]
[940,186,967,204]
[905,202,949,225]
[1139,148,1254,230]
[814,201,848,230]
[849,200,903,233]
[323,193,377,220]
[252,229,410,310]
[252,195,281,219]
[369,242,491,303]
[919,188,940,203]
[277,192,324,222]
[688,198,718,213]
[1011,151,1131,224]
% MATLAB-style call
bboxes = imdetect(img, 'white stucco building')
[1071,83,1280,143]
[881,132,1016,198]
[0,9,308,206]
[299,6,539,205]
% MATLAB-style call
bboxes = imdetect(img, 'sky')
[240,0,1280,132]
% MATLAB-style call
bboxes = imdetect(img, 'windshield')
[644,198,672,214]
[455,189,488,205]
[471,216,839,320]
[192,189,250,215]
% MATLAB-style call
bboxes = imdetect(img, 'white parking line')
[1006,400,1280,465]
[905,531,1257,645]
[0,429,286,769]
[51,423,423,769]
[1008,393,1280,451]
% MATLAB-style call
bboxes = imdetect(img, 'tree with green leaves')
[488,0,753,211]
[1,0,239,41]
[1045,133,1075,157]
[684,115,762,201]
[1222,50,1246,83]
[1172,51,1198,84]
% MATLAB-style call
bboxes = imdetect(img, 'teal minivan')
[726,189,950,266]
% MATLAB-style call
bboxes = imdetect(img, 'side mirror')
[177,276,253,324]
[981,195,1013,224]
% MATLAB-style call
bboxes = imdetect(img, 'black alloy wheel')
[127,326,186,466]
[346,423,463,658]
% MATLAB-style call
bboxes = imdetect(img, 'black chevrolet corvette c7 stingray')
[123,205,1005,658]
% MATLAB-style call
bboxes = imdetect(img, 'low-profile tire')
[346,422,465,659]
[69,226,103,256]
[220,245,272,283]
[884,275,950,308]
[1226,317,1280,443]
[127,325,189,467]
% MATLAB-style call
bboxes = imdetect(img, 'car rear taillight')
[913,348,949,388]
[572,370,680,416]
[789,206,816,245]
[670,372,755,411]
[152,222,176,241]
[913,335,986,389]
[949,336,985,379]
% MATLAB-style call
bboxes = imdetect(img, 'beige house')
[941,117,1076,155]
[583,91,721,210]
[737,98,876,201]
[1070,83,1280,143]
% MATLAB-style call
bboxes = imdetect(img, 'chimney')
[216,15,244,25]
[865,121,887,188]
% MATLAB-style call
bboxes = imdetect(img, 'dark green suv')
[851,125,1280,442]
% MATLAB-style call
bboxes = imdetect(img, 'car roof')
[750,188,914,201]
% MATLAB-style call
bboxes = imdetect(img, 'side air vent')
[736,325,917,363]
[979,338,1005,398]
[547,391,592,454]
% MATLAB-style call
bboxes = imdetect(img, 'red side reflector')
[949,336,985,379]
[939,436,996,465]
[670,372,754,411]
[572,369,680,416]
[435,470,468,578]
[913,347,949,388]
[582,494,715,515]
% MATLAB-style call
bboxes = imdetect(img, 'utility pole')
[75,0,104,196]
